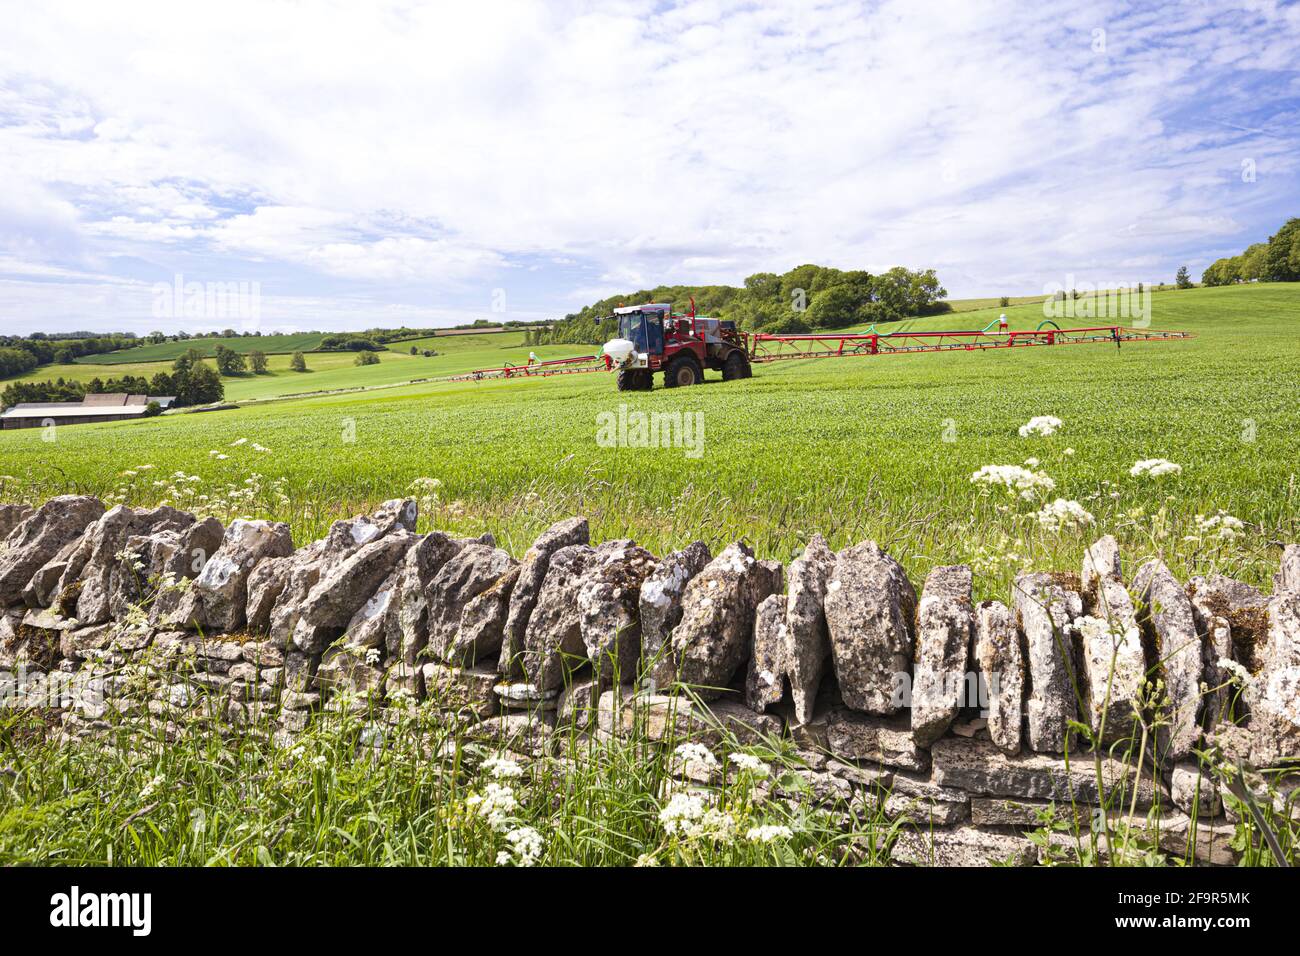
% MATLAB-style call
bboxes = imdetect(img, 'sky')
[1,0,1297,336]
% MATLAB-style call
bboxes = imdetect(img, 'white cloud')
[0,0,1296,333]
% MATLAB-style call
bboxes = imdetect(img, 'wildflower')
[971,464,1055,498]
[1130,458,1182,478]
[746,824,794,843]
[1023,457,1040,468]
[1035,498,1095,533]
[1063,447,1076,456]
[1217,657,1252,687]
[1192,511,1245,542]
[498,825,544,867]
[659,792,706,835]
[230,438,248,446]
[1018,415,1062,437]
[658,793,736,842]
[252,443,271,453]
[634,853,660,867]
[482,754,524,779]
[364,647,381,666]
[672,742,719,776]
[467,782,517,830]
[139,775,164,800]
[1074,615,1139,648]
[311,754,328,769]
[728,752,770,776]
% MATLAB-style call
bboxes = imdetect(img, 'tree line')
[530,264,949,345]
[1202,217,1300,286]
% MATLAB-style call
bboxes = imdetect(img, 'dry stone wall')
[2,495,1298,866]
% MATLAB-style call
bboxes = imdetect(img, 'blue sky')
[1,0,1297,335]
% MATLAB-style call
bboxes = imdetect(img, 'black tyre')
[721,351,750,381]
[616,369,636,391]
[664,355,701,388]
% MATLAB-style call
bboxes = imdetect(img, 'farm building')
[0,393,175,430]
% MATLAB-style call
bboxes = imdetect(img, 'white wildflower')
[659,792,706,835]
[728,752,770,776]
[1217,657,1252,687]
[467,782,517,829]
[1074,615,1139,648]
[481,754,524,779]
[1035,498,1095,533]
[634,853,660,867]
[1193,511,1245,542]
[498,825,544,867]
[672,742,719,777]
[1130,458,1182,478]
[1018,415,1062,437]
[971,464,1055,497]
[230,438,248,446]
[746,824,794,843]
[364,647,381,666]
[139,775,164,801]
[658,792,735,842]
[1063,447,1076,456]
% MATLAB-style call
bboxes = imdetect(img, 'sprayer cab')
[602,301,752,391]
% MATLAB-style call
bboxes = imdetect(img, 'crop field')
[4,330,578,403]
[75,332,333,364]
[1,283,1296,602]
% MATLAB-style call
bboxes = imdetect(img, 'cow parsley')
[481,754,524,779]
[1130,458,1182,478]
[467,782,517,830]
[746,824,794,843]
[1216,657,1252,687]
[1035,498,1095,533]
[673,742,718,776]
[1192,511,1245,542]
[728,752,770,776]
[971,464,1056,500]
[1019,415,1062,437]
[496,825,544,867]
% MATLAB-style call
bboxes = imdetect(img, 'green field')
[4,331,582,402]
[75,332,333,364]
[1,283,1297,601]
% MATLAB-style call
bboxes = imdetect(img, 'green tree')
[1263,217,1300,281]
[1175,266,1192,289]
[290,351,308,372]
[806,285,861,329]
[355,350,380,366]
[172,347,204,374]
[175,360,223,406]
[248,349,269,374]
[214,344,247,376]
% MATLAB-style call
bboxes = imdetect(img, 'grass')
[0,690,890,866]
[1,284,1295,603]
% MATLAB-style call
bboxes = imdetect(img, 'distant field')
[940,293,1049,313]
[75,333,331,365]
[3,283,1296,603]
[3,330,584,402]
